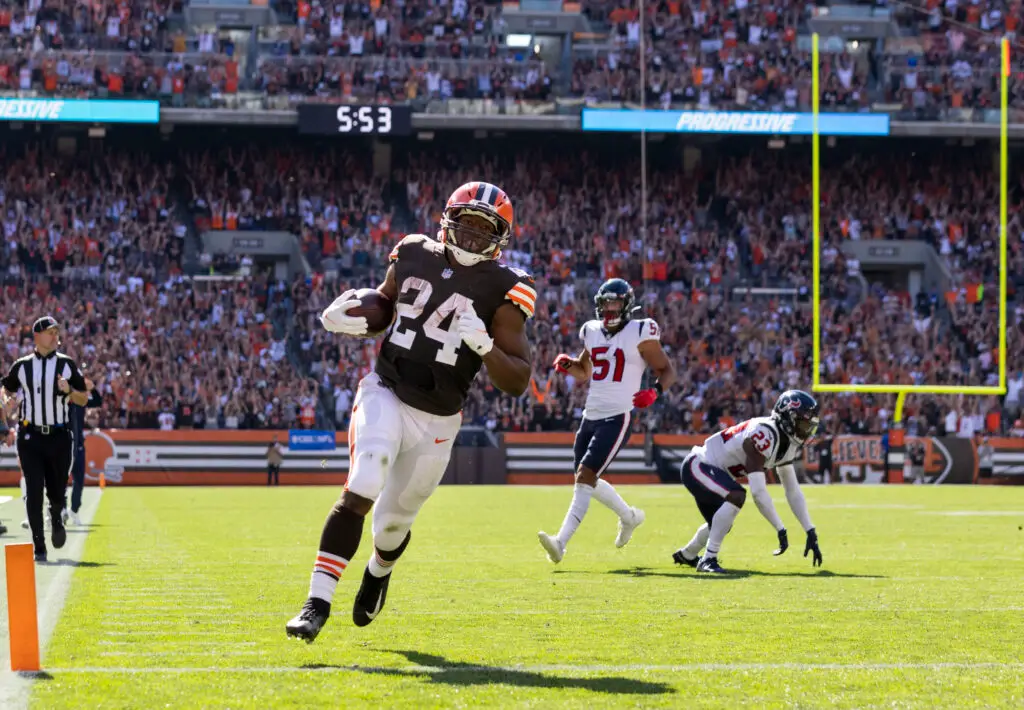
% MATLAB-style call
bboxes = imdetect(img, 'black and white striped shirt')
[1,351,86,428]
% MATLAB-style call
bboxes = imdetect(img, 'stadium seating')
[0,0,1021,434]
[0,141,324,430]
[0,0,1016,114]
[174,137,1021,437]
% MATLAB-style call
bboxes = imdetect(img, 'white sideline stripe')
[0,489,102,710]
[816,504,925,510]
[918,511,1024,517]
[0,495,12,504]
[103,594,223,600]
[128,606,232,611]
[96,606,1024,627]
[102,631,251,636]
[98,651,262,658]
[29,661,1024,675]
[103,587,220,592]
[98,641,256,647]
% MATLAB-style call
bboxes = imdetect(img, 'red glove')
[632,388,659,409]
[553,354,574,374]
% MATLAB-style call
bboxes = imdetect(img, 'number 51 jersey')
[376,234,536,417]
[581,318,661,420]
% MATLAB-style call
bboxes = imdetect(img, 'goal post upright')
[808,35,1009,481]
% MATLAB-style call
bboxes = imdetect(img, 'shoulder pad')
[504,277,537,319]
[500,263,536,286]
[498,264,536,319]
[637,318,661,342]
[388,234,434,262]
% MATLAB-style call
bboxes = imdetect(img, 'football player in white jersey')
[672,390,824,573]
[538,279,676,563]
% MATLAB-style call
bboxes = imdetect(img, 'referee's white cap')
[32,316,60,333]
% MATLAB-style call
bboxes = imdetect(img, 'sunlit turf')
[23,485,1024,709]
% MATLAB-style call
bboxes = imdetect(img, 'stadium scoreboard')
[298,104,413,136]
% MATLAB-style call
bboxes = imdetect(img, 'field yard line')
[101,631,252,636]
[97,651,262,658]
[97,641,257,647]
[29,661,1024,675]
[94,606,1024,626]
[0,489,102,710]
[120,606,233,611]
[918,511,1024,516]
[0,496,11,504]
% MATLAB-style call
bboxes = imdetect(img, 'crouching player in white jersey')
[672,390,824,573]
[538,279,676,563]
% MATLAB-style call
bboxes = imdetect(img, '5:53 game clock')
[297,104,413,136]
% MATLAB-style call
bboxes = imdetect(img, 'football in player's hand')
[346,288,395,333]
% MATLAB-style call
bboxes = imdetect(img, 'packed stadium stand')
[0,0,1021,441]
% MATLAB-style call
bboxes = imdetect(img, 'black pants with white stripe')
[18,427,73,552]
[573,413,631,476]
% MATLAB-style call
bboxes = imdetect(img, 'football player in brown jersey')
[287,182,535,642]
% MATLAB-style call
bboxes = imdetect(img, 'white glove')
[319,289,368,336]
[456,305,493,357]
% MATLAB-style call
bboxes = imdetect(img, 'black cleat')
[696,556,728,574]
[51,522,67,549]
[353,567,391,628]
[286,598,331,644]
[34,549,47,563]
[672,549,698,568]
[0,522,7,536]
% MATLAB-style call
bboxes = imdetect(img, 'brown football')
[346,288,395,333]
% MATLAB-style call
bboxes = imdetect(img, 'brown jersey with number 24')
[375,234,536,416]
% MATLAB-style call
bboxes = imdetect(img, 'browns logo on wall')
[0,430,993,486]
[803,436,976,484]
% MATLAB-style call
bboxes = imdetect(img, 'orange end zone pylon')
[5,542,40,671]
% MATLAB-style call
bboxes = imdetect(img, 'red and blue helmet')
[772,390,821,442]
[594,278,635,330]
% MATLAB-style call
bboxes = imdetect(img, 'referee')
[1,316,90,562]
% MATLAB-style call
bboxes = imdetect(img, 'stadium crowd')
[167,135,1024,438]
[1,130,1021,438]
[1,0,1022,112]
[0,141,322,430]
[0,0,1022,437]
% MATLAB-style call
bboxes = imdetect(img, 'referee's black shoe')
[51,519,67,549]
[0,521,7,536]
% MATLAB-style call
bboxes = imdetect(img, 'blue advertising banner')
[0,98,160,124]
[582,109,890,136]
[288,430,337,451]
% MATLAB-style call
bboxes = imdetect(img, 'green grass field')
[7,485,1024,709]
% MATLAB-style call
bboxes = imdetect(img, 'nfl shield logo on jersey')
[442,268,454,279]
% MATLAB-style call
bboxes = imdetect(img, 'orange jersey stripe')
[510,284,536,301]
[507,293,535,316]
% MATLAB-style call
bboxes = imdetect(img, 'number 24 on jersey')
[389,276,470,365]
